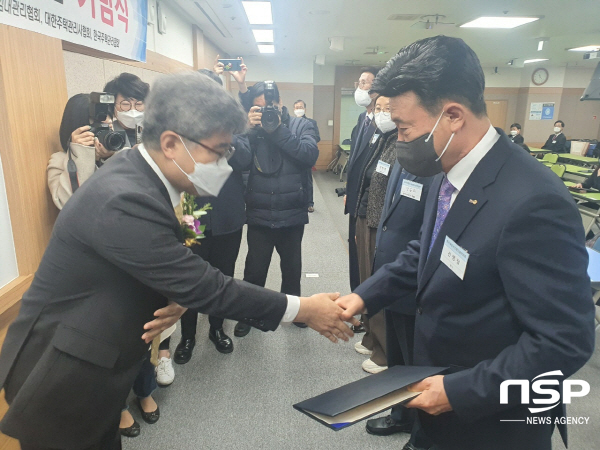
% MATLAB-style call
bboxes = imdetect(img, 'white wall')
[314,64,336,86]
[564,66,597,88]
[483,67,523,88]
[244,56,314,83]
[0,153,18,289]
[146,0,194,66]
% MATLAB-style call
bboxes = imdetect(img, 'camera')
[259,81,281,133]
[89,92,126,151]
[335,187,346,197]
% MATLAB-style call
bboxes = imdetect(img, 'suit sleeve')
[266,123,319,168]
[91,192,287,331]
[354,238,421,314]
[557,134,567,153]
[443,192,596,422]
[541,135,553,150]
[229,134,252,171]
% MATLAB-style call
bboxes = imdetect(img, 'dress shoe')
[119,419,140,438]
[352,322,366,333]
[155,357,174,386]
[366,415,412,436]
[234,322,251,337]
[137,398,160,424]
[308,206,315,213]
[402,444,432,450]
[293,322,308,328]
[354,341,373,355]
[209,328,234,354]
[362,358,387,374]
[174,338,196,365]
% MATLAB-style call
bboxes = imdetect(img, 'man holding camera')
[234,81,320,336]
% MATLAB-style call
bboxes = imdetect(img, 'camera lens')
[104,132,126,151]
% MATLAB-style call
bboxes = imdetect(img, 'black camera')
[89,92,126,151]
[259,80,281,133]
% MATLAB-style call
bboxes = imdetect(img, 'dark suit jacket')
[301,115,320,143]
[355,131,595,449]
[0,148,287,448]
[345,112,377,215]
[542,132,567,153]
[373,166,434,314]
[509,133,524,144]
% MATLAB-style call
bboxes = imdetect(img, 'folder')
[293,365,447,430]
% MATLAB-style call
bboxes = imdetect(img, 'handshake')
[141,293,367,344]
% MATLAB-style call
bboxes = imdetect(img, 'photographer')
[104,72,149,146]
[48,93,120,210]
[233,81,319,337]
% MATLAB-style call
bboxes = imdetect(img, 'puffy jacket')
[244,117,319,228]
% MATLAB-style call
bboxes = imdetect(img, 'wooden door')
[485,100,508,130]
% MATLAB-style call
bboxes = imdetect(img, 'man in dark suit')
[338,36,595,450]
[364,165,434,450]
[542,119,567,153]
[0,73,357,450]
[293,99,320,213]
[343,67,379,293]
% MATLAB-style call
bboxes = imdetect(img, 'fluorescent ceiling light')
[568,45,600,52]
[524,58,548,64]
[258,44,275,54]
[242,1,272,25]
[461,17,539,29]
[538,40,544,51]
[252,29,274,42]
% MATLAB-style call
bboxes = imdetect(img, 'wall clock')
[532,68,549,86]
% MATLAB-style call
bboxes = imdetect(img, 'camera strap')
[66,146,80,193]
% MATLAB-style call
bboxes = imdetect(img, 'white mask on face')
[554,127,561,133]
[354,87,372,108]
[116,109,144,129]
[375,111,396,134]
[172,136,233,197]
[294,109,305,117]
[510,130,518,136]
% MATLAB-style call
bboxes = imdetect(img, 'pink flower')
[182,215,195,228]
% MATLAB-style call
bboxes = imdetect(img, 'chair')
[550,164,566,178]
[542,153,558,166]
[578,204,600,236]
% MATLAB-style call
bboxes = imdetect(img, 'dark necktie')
[428,176,455,255]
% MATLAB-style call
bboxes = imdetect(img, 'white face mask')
[294,109,305,117]
[354,87,372,108]
[554,127,561,133]
[172,136,233,197]
[375,111,396,134]
[510,130,518,136]
[116,109,144,129]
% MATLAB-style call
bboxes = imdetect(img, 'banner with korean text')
[0,0,147,62]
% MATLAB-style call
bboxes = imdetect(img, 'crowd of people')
[0,35,596,450]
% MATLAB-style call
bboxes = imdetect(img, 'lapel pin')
[469,199,478,205]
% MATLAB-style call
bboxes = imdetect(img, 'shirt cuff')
[281,295,301,322]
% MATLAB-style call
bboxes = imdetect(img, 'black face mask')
[394,111,454,177]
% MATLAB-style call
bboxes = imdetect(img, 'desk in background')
[558,153,599,167]
[529,147,550,156]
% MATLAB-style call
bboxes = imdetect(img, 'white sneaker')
[354,341,373,355]
[155,357,175,386]
[362,358,387,374]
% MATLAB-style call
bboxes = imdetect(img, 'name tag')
[440,236,469,280]
[371,134,380,144]
[552,140,556,144]
[400,180,423,201]
[375,160,390,176]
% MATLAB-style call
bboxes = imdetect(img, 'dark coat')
[542,132,567,152]
[345,112,377,216]
[301,115,320,143]
[244,117,319,228]
[355,131,595,450]
[194,134,251,236]
[582,167,600,190]
[509,133,524,144]
[0,148,287,448]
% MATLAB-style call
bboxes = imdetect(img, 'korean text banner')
[0,0,148,62]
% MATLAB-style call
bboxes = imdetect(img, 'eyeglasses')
[118,99,145,112]
[354,80,372,89]
[177,133,235,160]
[374,106,391,113]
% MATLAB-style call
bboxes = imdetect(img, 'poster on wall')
[0,0,148,62]
[529,102,543,120]
[0,154,19,290]
[541,103,555,120]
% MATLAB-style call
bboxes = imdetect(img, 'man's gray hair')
[142,72,247,150]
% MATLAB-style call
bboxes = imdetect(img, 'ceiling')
[173,0,600,68]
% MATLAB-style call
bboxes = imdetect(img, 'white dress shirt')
[446,125,500,208]
[138,145,301,323]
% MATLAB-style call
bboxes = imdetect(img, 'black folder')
[293,365,447,430]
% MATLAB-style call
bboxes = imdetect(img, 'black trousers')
[180,229,243,339]
[348,214,360,291]
[244,224,304,296]
[307,169,314,206]
[19,424,121,450]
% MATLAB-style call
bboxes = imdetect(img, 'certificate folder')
[293,365,447,430]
